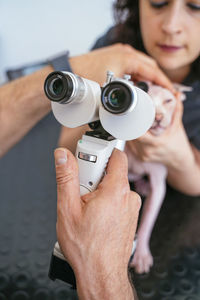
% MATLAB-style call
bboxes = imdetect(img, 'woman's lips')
[158,44,183,53]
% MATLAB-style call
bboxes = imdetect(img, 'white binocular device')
[44,70,155,287]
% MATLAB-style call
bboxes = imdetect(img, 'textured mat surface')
[0,112,200,299]
[0,113,78,299]
[130,185,200,300]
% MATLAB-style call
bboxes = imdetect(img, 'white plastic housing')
[75,135,122,195]
[51,74,155,141]
[99,85,155,141]
[51,77,101,127]
[53,135,125,261]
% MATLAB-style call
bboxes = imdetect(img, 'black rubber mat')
[130,185,200,300]
[0,113,78,300]
[0,112,200,299]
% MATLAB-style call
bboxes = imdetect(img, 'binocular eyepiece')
[44,71,86,105]
[44,71,136,115]
[44,71,155,141]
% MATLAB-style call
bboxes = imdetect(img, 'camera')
[44,71,155,287]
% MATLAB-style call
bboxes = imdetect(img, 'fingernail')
[55,149,67,166]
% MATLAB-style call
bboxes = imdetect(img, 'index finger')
[135,131,155,144]
[99,148,129,191]
[128,55,174,93]
[169,95,184,128]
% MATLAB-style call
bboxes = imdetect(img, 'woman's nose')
[161,4,183,35]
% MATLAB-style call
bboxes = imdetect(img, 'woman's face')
[139,0,200,81]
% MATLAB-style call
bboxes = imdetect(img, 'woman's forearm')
[167,144,200,196]
[0,65,53,157]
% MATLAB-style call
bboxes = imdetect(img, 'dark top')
[92,27,200,150]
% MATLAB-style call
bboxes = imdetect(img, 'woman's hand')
[127,94,189,168]
[127,95,200,195]
[70,43,174,91]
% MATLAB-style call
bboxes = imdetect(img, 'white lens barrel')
[65,73,85,104]
[50,72,155,141]
[99,85,155,140]
[51,75,101,128]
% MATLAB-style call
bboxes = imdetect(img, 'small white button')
[78,152,97,163]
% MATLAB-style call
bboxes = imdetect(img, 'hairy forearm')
[167,144,200,196]
[0,65,53,157]
[76,264,135,300]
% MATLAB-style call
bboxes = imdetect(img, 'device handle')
[49,135,125,287]
[76,135,123,195]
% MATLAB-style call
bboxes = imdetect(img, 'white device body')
[76,135,125,194]
[48,72,155,268]
[51,73,155,141]
[52,75,101,127]
[54,134,125,261]
[100,83,155,140]
[53,133,138,261]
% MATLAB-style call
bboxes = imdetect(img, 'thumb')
[54,148,81,213]
[171,93,184,126]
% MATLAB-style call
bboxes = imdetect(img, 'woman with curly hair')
[92,0,200,274]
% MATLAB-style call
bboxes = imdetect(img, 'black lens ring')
[44,71,73,103]
[136,81,149,93]
[101,81,133,114]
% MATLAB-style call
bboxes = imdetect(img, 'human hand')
[54,147,141,299]
[69,44,174,92]
[127,94,191,169]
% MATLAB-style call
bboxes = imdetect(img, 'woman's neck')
[162,65,191,83]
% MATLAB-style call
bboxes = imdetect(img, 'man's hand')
[54,147,141,300]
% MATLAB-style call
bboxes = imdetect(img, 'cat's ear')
[173,83,193,102]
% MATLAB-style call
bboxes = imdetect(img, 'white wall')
[0,0,114,83]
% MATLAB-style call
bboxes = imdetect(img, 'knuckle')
[115,43,133,53]
[141,151,150,162]
[123,44,132,52]
[130,191,141,210]
[120,150,128,165]
[151,58,158,67]
[115,42,124,50]
[113,177,130,197]
[144,156,150,162]
[56,171,75,186]
[142,156,149,162]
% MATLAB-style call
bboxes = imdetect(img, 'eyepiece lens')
[101,81,133,114]
[44,71,74,103]
[49,78,64,97]
[53,78,63,96]
[108,88,125,108]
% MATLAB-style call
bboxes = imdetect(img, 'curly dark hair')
[113,0,200,76]
[113,0,145,51]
